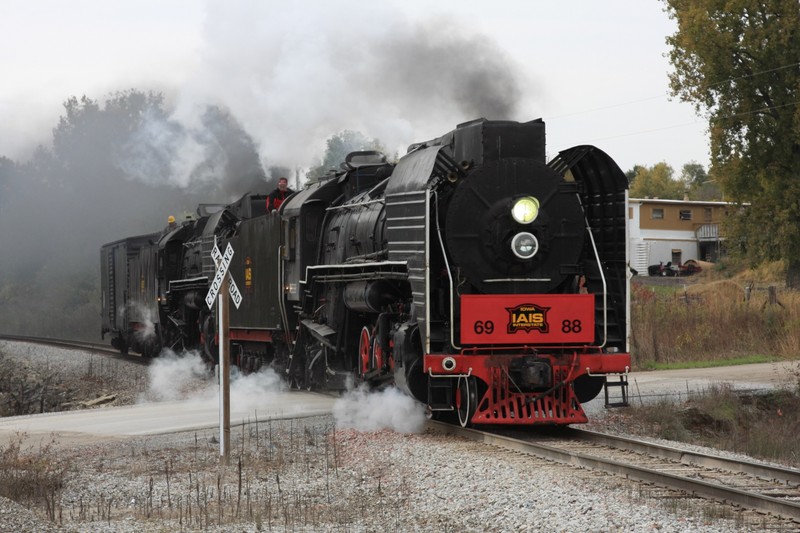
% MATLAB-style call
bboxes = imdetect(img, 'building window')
[652,208,664,220]
[704,207,712,222]
[679,209,693,220]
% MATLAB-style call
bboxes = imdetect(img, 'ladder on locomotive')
[582,189,629,408]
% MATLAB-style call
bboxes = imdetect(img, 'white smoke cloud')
[333,385,427,434]
[129,303,157,344]
[115,108,231,189]
[141,348,425,433]
[228,365,288,411]
[4,1,525,191]
[139,349,212,402]
[139,348,288,406]
[174,0,524,171]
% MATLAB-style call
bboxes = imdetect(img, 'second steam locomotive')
[101,118,631,426]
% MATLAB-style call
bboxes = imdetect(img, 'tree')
[679,161,724,200]
[625,164,645,188]
[679,162,707,189]
[628,162,684,199]
[307,130,386,181]
[664,1,800,285]
[0,157,14,212]
[51,91,167,187]
[0,89,268,340]
[199,105,267,194]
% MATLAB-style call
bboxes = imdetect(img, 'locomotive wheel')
[456,376,478,427]
[573,374,605,403]
[304,343,327,391]
[359,327,372,376]
[287,330,309,390]
[287,353,307,390]
[371,334,384,371]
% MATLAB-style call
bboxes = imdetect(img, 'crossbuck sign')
[205,242,242,309]
[205,239,243,463]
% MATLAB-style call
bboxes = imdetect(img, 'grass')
[0,417,422,531]
[0,433,70,521]
[617,382,800,467]
[638,354,777,371]
[623,270,800,471]
[630,276,800,369]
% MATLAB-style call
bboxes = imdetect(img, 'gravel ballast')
[0,341,790,532]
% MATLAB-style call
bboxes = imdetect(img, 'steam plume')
[179,1,525,168]
[333,386,427,434]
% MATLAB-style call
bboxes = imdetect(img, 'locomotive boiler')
[101,117,631,427]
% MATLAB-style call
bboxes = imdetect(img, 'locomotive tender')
[101,118,631,426]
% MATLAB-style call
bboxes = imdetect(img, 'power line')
[544,61,800,122]
[565,98,800,148]
[713,99,800,120]
[547,67,800,151]
[545,94,668,120]
[707,61,800,90]
[580,120,706,144]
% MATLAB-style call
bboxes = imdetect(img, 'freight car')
[101,232,160,357]
[102,117,631,426]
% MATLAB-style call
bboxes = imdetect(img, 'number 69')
[473,320,494,334]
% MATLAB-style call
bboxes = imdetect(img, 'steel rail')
[570,427,800,486]
[428,421,800,522]
[0,334,112,352]
[0,334,146,364]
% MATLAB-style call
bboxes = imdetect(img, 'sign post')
[205,239,242,464]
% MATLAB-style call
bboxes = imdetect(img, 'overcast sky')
[0,0,709,174]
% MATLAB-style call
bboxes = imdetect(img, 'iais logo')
[505,303,550,334]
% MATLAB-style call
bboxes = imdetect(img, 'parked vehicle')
[646,260,702,277]
[679,259,703,276]
[647,261,676,276]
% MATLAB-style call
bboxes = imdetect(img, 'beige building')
[628,198,729,274]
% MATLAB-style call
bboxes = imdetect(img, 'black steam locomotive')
[101,118,630,426]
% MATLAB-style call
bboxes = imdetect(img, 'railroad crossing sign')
[205,239,243,464]
[206,243,242,309]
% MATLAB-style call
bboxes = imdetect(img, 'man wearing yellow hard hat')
[164,215,177,234]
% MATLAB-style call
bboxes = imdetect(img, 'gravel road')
[0,340,796,532]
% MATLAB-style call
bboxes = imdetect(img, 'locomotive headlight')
[511,232,539,260]
[511,196,540,224]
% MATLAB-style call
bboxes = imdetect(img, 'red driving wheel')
[372,334,384,370]
[359,326,371,375]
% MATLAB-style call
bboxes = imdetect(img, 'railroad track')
[0,334,148,365]
[429,421,800,527]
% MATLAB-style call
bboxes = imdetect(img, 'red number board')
[460,294,596,345]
